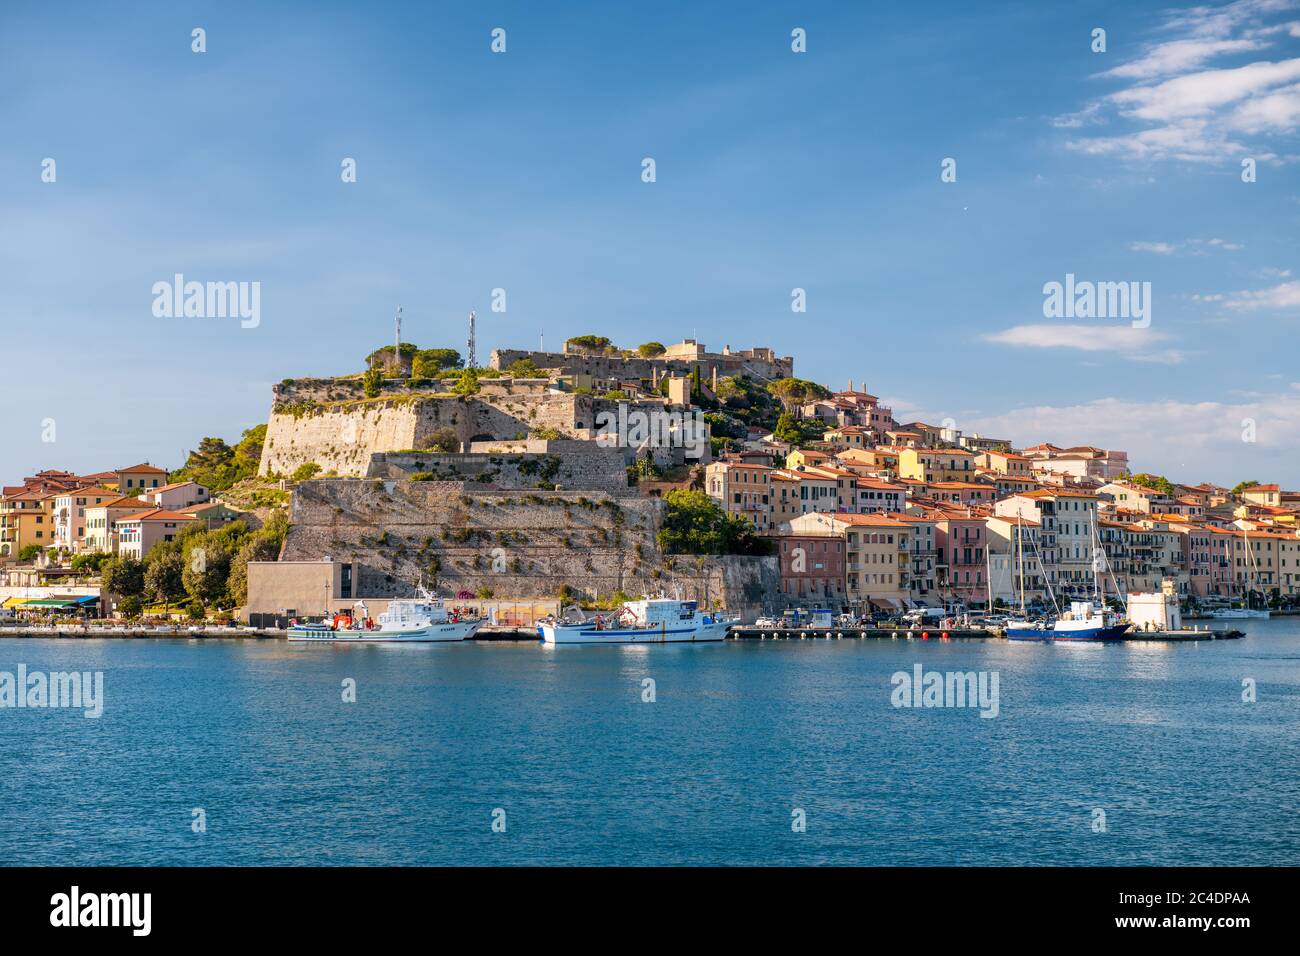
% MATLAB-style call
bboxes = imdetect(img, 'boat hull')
[540,619,732,644]
[1005,623,1132,642]
[288,619,484,643]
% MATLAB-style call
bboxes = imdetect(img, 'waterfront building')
[786,512,911,612]
[0,490,57,558]
[51,486,120,553]
[115,509,198,560]
[771,533,847,603]
[985,514,1047,605]
[82,496,153,554]
[891,512,940,606]
[929,507,988,607]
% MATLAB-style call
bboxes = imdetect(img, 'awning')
[870,597,903,609]
[10,596,97,609]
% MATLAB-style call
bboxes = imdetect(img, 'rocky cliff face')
[281,479,779,616]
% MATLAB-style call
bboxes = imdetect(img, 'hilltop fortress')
[490,339,793,383]
[245,340,790,619]
[258,337,787,481]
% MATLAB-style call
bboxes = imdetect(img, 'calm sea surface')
[2,619,1298,865]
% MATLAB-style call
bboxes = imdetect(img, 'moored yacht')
[288,590,484,643]
[540,598,734,644]
[1005,600,1131,642]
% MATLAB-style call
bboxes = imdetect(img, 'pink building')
[931,509,988,607]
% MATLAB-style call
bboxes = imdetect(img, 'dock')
[0,625,1244,642]
[0,624,545,641]
[1120,628,1243,641]
[729,627,996,640]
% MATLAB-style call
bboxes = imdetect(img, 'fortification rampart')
[275,479,778,616]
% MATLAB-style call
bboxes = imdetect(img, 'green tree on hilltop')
[452,368,481,396]
[566,335,614,352]
[413,348,463,378]
[505,357,543,378]
[366,342,418,372]
[170,425,265,491]
[767,378,830,415]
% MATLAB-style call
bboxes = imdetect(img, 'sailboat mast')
[1017,511,1026,614]
[985,536,993,611]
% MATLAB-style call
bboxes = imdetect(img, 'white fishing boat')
[288,591,484,643]
[1004,510,1131,642]
[539,598,734,644]
[1209,607,1251,620]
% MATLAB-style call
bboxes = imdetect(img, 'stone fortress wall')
[260,377,707,478]
[281,478,780,617]
[490,340,794,383]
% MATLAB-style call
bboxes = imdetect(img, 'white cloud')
[1130,238,1244,254]
[1099,38,1264,80]
[1130,240,1178,254]
[1067,119,1239,162]
[962,386,1300,484]
[1219,278,1300,310]
[983,324,1184,363]
[1229,79,1300,129]
[1061,1,1300,162]
[1110,57,1300,121]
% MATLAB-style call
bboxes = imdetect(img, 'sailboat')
[1211,523,1270,619]
[1005,510,1131,642]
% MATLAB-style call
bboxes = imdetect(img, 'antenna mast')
[467,309,477,369]
[394,305,403,375]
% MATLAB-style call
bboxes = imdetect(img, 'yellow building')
[787,512,911,611]
[0,490,57,558]
[786,448,832,470]
[114,463,169,493]
[898,447,976,483]
[975,449,1034,477]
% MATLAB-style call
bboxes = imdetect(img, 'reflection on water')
[1,619,1298,865]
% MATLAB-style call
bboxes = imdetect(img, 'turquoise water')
[1,620,1298,865]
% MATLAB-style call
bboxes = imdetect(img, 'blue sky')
[2,0,1297,485]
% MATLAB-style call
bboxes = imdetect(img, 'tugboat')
[288,586,484,643]
[539,597,734,644]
